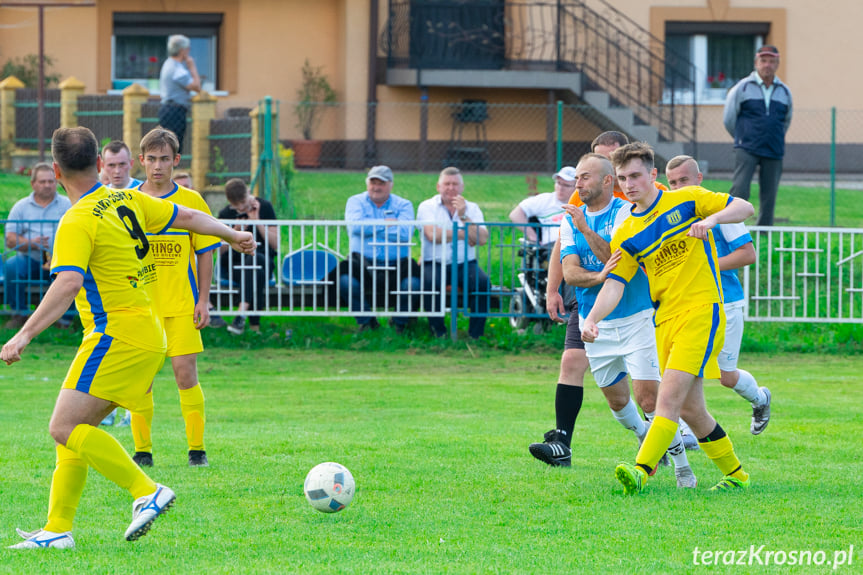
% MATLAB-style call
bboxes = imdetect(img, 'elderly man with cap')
[723,44,793,226]
[338,166,420,332]
[509,166,576,245]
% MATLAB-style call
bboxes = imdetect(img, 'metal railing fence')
[2,219,862,334]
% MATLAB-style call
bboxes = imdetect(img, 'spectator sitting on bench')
[338,165,420,333]
[217,178,278,335]
[3,162,72,330]
[417,166,490,339]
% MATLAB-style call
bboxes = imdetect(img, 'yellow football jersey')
[51,183,178,353]
[608,185,732,325]
[140,183,220,318]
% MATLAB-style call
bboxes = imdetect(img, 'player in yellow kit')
[129,128,220,468]
[582,142,756,494]
[1,127,255,549]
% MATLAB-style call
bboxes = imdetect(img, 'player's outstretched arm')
[1,271,82,365]
[581,275,625,343]
[173,206,257,255]
[689,198,754,240]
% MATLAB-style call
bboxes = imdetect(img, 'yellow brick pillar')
[122,83,150,154]
[0,75,25,171]
[249,106,260,196]
[58,76,85,129]
[191,90,216,191]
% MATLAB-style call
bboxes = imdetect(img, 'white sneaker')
[680,430,700,450]
[118,409,132,427]
[124,484,176,541]
[675,465,698,489]
[9,528,74,549]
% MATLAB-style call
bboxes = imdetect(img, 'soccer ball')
[303,462,355,513]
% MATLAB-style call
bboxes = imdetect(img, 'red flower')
[149,56,158,63]
[718,72,726,82]
[707,76,714,83]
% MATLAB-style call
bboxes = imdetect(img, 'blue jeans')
[423,260,490,339]
[4,255,49,315]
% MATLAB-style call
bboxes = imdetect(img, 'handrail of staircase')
[559,0,698,146]
[382,0,698,148]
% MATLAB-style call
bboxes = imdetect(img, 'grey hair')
[167,35,191,57]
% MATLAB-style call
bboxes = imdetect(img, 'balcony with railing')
[384,0,698,147]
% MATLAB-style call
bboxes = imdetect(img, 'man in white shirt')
[416,167,490,339]
[509,166,575,245]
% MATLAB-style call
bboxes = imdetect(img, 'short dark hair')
[591,131,629,152]
[140,127,180,156]
[101,140,132,158]
[610,141,655,173]
[224,178,249,204]
[52,127,99,174]
[30,162,55,183]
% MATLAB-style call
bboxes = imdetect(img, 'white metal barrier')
[744,226,863,323]
[211,219,448,318]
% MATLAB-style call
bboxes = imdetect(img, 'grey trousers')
[729,148,784,226]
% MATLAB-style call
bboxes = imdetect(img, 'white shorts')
[584,311,660,388]
[718,302,745,372]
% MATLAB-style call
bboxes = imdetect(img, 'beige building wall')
[0,5,98,89]
[1,0,858,146]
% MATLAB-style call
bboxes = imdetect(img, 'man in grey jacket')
[723,45,793,227]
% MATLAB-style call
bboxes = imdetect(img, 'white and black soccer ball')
[304,462,355,513]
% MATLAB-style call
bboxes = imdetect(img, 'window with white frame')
[664,22,768,104]
[111,12,221,93]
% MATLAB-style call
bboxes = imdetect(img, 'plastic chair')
[282,250,339,286]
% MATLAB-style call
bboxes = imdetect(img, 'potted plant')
[293,59,336,168]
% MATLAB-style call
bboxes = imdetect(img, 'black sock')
[555,384,583,448]
[698,423,727,443]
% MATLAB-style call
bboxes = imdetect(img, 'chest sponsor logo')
[150,237,185,265]
[652,239,688,277]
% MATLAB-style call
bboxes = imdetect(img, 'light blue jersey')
[714,222,752,304]
[559,197,653,323]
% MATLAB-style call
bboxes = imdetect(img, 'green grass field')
[0,346,860,573]
[0,169,860,570]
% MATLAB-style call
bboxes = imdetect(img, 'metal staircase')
[384,0,698,162]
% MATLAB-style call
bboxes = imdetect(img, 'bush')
[1,54,60,88]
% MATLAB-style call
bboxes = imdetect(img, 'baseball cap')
[367,165,393,183]
[756,45,780,58]
[553,166,577,182]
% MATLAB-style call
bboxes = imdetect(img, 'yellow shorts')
[164,315,204,358]
[655,303,725,379]
[62,332,166,411]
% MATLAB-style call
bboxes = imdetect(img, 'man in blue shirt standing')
[340,166,420,332]
[723,45,792,226]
